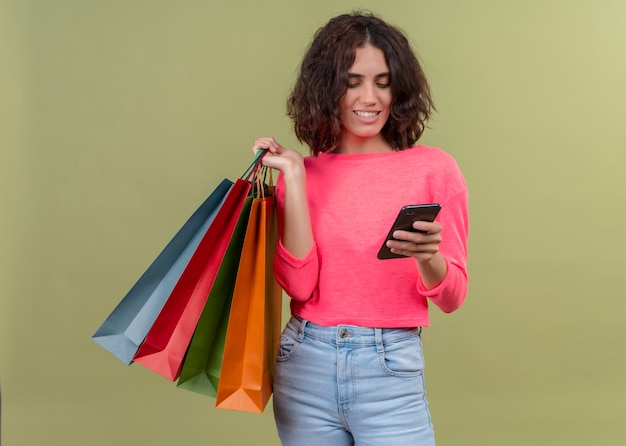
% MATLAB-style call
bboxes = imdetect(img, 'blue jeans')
[273,316,435,446]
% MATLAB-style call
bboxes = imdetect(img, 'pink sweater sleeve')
[416,189,469,313]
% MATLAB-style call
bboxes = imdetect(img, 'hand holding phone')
[377,204,441,260]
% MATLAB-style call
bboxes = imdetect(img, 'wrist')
[281,162,306,185]
[417,253,447,289]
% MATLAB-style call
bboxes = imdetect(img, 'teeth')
[355,111,379,118]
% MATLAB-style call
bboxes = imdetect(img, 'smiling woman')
[250,11,469,446]
[283,12,434,156]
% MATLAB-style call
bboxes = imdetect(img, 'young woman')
[252,12,469,446]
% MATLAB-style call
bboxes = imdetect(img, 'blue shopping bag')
[92,179,233,364]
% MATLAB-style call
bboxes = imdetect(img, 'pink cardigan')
[273,146,469,328]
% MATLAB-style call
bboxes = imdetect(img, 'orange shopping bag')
[215,172,282,413]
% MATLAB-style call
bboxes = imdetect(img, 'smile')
[354,111,380,118]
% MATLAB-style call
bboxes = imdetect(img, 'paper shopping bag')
[133,155,265,381]
[176,196,253,396]
[215,192,282,413]
[91,179,233,364]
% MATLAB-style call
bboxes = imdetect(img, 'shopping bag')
[132,155,265,381]
[215,177,282,413]
[176,196,253,396]
[91,179,233,364]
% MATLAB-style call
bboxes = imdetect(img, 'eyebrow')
[347,72,390,78]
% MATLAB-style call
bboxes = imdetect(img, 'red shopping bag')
[133,154,265,381]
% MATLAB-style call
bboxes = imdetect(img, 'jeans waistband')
[286,315,421,346]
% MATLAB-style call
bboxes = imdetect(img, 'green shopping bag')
[176,196,253,396]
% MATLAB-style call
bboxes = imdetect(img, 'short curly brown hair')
[287,12,435,155]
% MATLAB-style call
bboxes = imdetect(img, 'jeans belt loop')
[375,328,384,353]
[295,316,307,343]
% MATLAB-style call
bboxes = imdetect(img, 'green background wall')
[2,0,625,444]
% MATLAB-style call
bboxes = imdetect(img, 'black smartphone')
[377,204,441,260]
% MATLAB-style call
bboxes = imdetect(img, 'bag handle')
[253,165,274,199]
[243,150,267,181]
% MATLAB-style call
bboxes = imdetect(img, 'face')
[338,44,392,153]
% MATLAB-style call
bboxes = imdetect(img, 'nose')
[361,82,377,105]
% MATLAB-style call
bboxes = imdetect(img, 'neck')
[335,134,393,154]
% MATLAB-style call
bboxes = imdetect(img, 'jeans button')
[339,329,352,339]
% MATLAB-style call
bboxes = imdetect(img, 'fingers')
[386,238,440,260]
[411,220,441,234]
[251,137,283,155]
[250,137,305,174]
[386,234,440,251]
[387,221,442,259]
[392,221,441,241]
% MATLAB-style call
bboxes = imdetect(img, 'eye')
[347,82,360,88]
[376,76,391,88]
